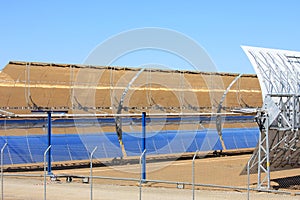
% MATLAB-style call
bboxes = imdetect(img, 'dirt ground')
[3,154,300,199]
[2,177,298,200]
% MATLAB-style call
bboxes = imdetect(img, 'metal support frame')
[192,151,199,200]
[47,112,52,175]
[90,147,98,200]
[242,46,300,191]
[256,112,270,189]
[43,145,51,200]
[115,68,145,143]
[216,73,243,150]
[255,94,300,189]
[141,112,146,181]
[247,154,254,200]
[1,143,7,200]
[247,94,300,190]
[139,149,146,200]
[31,110,68,175]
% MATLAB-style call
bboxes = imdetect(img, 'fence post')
[90,147,98,200]
[247,154,255,200]
[44,145,51,200]
[139,149,146,200]
[1,143,7,200]
[192,150,199,200]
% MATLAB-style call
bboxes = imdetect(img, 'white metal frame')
[243,46,300,189]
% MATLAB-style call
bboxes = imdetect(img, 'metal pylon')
[256,112,270,189]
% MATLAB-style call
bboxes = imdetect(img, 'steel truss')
[253,110,270,189]
[252,94,300,189]
[243,46,300,189]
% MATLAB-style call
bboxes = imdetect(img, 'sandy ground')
[2,154,300,199]
[2,177,298,200]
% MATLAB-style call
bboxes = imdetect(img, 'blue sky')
[1,1,299,73]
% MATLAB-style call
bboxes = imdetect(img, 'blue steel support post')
[141,112,146,181]
[47,111,52,175]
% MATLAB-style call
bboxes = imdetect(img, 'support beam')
[47,111,52,175]
[256,112,270,189]
[115,68,145,144]
[31,109,68,175]
[216,73,243,150]
[141,112,146,181]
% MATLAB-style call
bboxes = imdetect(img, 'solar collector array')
[0,133,122,165]
[0,127,259,165]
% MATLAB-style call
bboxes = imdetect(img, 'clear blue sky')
[1,1,300,74]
